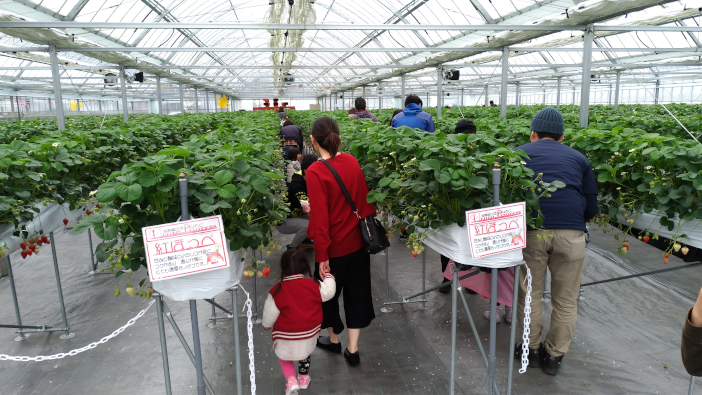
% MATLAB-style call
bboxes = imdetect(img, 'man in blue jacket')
[391,94,435,133]
[514,107,598,376]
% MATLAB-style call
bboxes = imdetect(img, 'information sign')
[466,202,527,259]
[143,215,229,281]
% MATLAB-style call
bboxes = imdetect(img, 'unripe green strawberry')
[126,285,135,297]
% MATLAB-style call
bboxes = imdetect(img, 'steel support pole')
[461,88,464,107]
[488,165,501,394]
[252,250,262,324]
[500,47,508,118]
[449,263,458,395]
[484,85,489,107]
[155,293,173,395]
[120,67,128,123]
[381,248,392,313]
[426,92,430,108]
[542,89,546,105]
[362,86,366,105]
[88,229,97,272]
[190,300,206,395]
[556,77,562,109]
[50,231,74,339]
[401,75,406,102]
[689,376,696,395]
[232,286,243,395]
[572,87,576,106]
[580,25,594,128]
[516,82,520,109]
[179,82,185,115]
[421,247,427,309]
[194,88,199,113]
[205,90,210,113]
[506,264,521,395]
[6,255,29,341]
[655,79,661,104]
[156,76,163,115]
[10,95,16,121]
[436,67,442,118]
[48,45,65,130]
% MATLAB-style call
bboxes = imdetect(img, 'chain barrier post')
[50,231,74,339]
[449,262,458,395]
[506,264,521,395]
[488,163,501,394]
[232,285,243,395]
[6,254,29,342]
[380,248,393,313]
[178,173,206,395]
[689,376,696,395]
[251,249,262,325]
[88,228,97,273]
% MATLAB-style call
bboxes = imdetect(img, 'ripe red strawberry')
[664,258,669,264]
[622,242,629,249]
[21,251,27,259]
[86,210,92,215]
[42,236,48,243]
[263,268,270,277]
[412,251,418,258]
[20,242,27,250]
[96,205,101,209]
[643,236,650,243]
[44,239,50,245]
[665,253,670,258]
[29,239,35,245]
[63,218,69,225]
[37,240,43,246]
[29,244,36,251]
[27,250,32,256]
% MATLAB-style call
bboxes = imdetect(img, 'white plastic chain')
[0,299,155,362]
[238,285,256,395]
[519,264,533,374]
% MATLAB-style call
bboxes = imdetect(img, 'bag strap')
[320,159,360,219]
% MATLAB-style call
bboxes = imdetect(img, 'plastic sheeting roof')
[0,0,699,99]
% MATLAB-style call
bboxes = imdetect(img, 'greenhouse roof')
[0,0,699,99]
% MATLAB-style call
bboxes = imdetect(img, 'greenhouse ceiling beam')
[677,19,702,48]
[64,0,90,21]
[5,46,701,53]
[4,22,702,32]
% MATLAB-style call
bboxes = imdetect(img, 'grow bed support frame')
[0,231,74,341]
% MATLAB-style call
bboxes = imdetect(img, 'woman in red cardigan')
[306,117,376,367]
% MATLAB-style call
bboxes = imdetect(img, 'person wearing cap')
[514,107,598,376]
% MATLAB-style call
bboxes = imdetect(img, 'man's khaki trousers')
[517,229,586,357]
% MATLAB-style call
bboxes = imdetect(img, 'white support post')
[48,44,65,130]
[205,90,210,113]
[655,78,660,105]
[120,66,128,123]
[437,67,443,118]
[461,88,464,107]
[516,82,520,109]
[608,84,613,105]
[362,86,367,105]
[401,75,406,102]
[500,47,508,118]
[484,85,489,107]
[542,89,546,105]
[194,88,199,113]
[556,77,562,109]
[156,76,163,115]
[580,25,594,128]
[572,86,577,105]
[179,82,185,115]
[426,92,430,108]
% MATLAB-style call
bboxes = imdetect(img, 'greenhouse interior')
[2,0,702,394]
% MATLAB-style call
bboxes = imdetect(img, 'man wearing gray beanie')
[513,107,598,376]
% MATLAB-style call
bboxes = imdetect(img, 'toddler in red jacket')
[263,249,336,395]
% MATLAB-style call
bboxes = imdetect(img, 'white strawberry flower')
[629,149,635,152]
[52,142,60,148]
[521,161,527,165]
[89,190,97,196]
[118,218,125,224]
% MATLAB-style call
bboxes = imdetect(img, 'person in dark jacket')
[682,287,702,376]
[280,120,304,160]
[514,107,598,376]
[349,98,378,122]
[391,94,435,133]
[278,154,317,249]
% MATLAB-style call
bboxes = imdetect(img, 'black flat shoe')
[344,348,360,366]
[540,345,563,376]
[514,343,542,368]
[439,279,451,294]
[316,336,341,354]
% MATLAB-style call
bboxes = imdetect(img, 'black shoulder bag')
[321,159,390,254]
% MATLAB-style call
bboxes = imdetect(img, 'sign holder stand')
[0,231,74,341]
[153,174,244,395]
[380,164,524,394]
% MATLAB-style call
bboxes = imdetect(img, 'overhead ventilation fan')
[104,73,117,87]
[135,72,144,83]
[443,69,460,81]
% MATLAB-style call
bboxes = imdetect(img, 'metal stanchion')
[88,229,97,274]
[6,255,29,341]
[690,376,696,395]
[232,286,243,395]
[154,293,173,395]
[420,248,427,309]
[381,248,393,313]
[206,295,217,328]
[252,249,262,325]
[50,231,74,339]
[506,264,521,395]
[487,163,500,394]
[449,262,458,395]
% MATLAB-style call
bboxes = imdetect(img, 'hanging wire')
[59,64,95,117]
